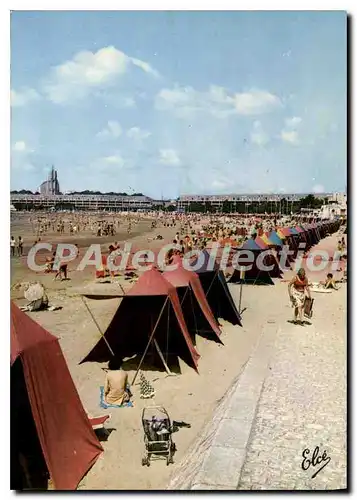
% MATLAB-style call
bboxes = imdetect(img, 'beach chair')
[88,414,111,430]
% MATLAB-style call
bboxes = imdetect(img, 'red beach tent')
[11,302,103,490]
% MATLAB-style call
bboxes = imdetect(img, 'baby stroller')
[141,406,176,466]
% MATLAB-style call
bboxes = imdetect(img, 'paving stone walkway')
[238,288,347,490]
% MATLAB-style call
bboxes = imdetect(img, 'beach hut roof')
[268,231,284,246]
[240,238,263,251]
[254,236,269,249]
[163,266,221,339]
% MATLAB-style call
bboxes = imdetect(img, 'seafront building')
[10,193,156,211]
[10,169,346,214]
[10,191,346,214]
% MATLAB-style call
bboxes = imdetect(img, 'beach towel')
[99,386,133,409]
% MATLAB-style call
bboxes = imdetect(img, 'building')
[10,193,155,211]
[40,167,60,196]
[11,187,343,214]
[176,193,323,212]
[319,192,347,220]
[319,203,347,220]
[327,192,347,206]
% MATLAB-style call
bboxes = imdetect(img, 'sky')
[10,10,347,199]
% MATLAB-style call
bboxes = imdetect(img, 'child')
[324,273,339,290]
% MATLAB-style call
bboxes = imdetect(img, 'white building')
[319,203,347,220]
[327,192,347,206]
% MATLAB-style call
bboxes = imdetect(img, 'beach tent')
[228,238,274,285]
[283,227,301,257]
[11,302,103,491]
[289,227,300,236]
[267,230,293,270]
[267,231,284,248]
[254,237,283,278]
[260,233,276,247]
[80,268,200,372]
[276,227,298,261]
[294,226,307,248]
[162,263,222,344]
[276,229,287,241]
[299,225,314,249]
[191,250,242,326]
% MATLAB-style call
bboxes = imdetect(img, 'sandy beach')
[10,213,347,490]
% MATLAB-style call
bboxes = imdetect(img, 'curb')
[167,323,278,490]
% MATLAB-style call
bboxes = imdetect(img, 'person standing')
[10,236,16,257]
[17,236,23,256]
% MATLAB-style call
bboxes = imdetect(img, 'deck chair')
[88,414,111,430]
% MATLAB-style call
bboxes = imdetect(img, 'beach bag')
[304,297,314,319]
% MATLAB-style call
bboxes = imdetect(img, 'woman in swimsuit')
[288,268,311,325]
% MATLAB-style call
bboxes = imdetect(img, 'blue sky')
[11,10,346,198]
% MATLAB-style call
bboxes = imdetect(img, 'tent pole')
[238,281,244,313]
[80,295,115,357]
[205,269,218,298]
[238,268,247,316]
[179,287,189,306]
[153,339,172,376]
[238,269,245,314]
[131,296,169,386]
[116,282,126,295]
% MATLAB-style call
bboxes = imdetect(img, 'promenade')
[238,283,347,490]
[168,236,347,491]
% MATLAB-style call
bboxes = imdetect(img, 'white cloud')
[131,58,159,78]
[11,88,40,107]
[155,85,282,119]
[312,184,325,194]
[285,116,302,128]
[159,149,181,166]
[233,89,281,115]
[102,155,124,165]
[280,130,299,144]
[250,121,270,146]
[280,116,302,144]
[12,140,35,154]
[97,120,122,138]
[127,127,151,140]
[43,46,158,104]
[211,178,233,191]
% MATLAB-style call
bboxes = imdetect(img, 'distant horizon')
[10,188,344,199]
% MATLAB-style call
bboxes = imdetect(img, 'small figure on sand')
[324,273,340,290]
[10,236,16,257]
[17,236,23,256]
[104,358,132,406]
